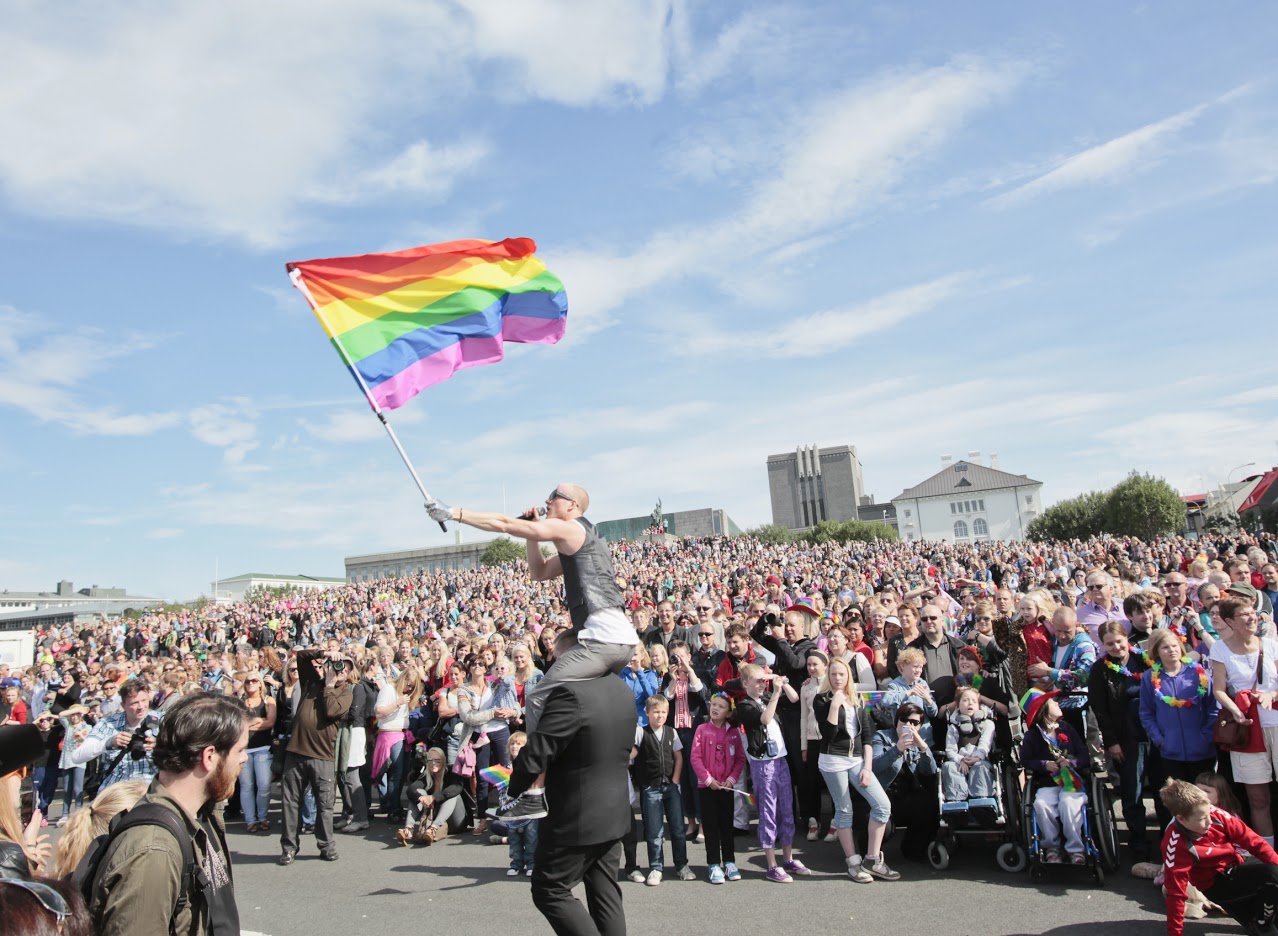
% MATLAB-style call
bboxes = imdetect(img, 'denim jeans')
[239,747,273,823]
[474,727,511,814]
[301,787,316,827]
[377,736,407,815]
[61,766,85,813]
[509,820,540,872]
[821,761,891,828]
[640,782,687,871]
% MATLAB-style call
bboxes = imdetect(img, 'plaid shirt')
[84,711,159,789]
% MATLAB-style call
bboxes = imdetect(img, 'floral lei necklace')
[1149,658,1209,708]
[1104,647,1148,681]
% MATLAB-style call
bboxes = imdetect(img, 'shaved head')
[559,483,589,514]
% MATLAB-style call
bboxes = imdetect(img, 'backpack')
[73,802,209,935]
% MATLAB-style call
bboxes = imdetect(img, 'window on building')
[973,518,989,537]
[978,499,985,511]
[951,503,956,514]
[905,509,911,518]
[1025,495,1033,505]
[954,520,969,540]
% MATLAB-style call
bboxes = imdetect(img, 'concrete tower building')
[767,444,865,530]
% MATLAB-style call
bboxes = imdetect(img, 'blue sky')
[2,2,1276,601]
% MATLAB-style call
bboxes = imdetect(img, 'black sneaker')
[278,851,296,866]
[487,790,548,822]
[320,849,339,862]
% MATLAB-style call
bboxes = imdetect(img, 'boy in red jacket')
[1161,778,1278,936]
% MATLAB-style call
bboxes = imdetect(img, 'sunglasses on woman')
[0,879,70,924]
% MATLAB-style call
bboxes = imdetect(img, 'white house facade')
[891,460,1043,543]
[216,573,346,604]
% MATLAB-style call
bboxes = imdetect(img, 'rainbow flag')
[287,238,567,410]
[859,690,889,706]
[479,765,512,788]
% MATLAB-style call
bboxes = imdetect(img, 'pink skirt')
[372,728,413,779]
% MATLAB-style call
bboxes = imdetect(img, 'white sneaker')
[56,815,70,828]
[824,831,837,843]
[507,868,520,876]
[646,870,662,886]
[806,819,819,842]
[847,855,873,884]
[627,869,645,884]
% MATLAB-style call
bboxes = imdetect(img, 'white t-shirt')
[633,724,685,752]
[817,704,866,773]
[375,683,408,730]
[1209,637,1278,728]
[580,607,640,646]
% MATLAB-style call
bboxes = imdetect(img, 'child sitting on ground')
[631,695,694,885]
[940,686,996,811]
[1161,777,1278,936]
[1020,688,1089,866]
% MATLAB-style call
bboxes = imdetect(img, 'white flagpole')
[288,268,447,531]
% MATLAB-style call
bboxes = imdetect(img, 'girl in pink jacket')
[691,693,747,883]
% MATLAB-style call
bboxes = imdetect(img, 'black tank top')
[246,699,271,749]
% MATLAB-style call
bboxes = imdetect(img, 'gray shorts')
[523,638,635,735]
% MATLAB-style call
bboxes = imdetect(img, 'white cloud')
[307,138,490,205]
[989,102,1208,208]
[0,0,748,243]
[658,273,975,358]
[300,407,425,444]
[0,306,183,436]
[188,401,258,464]
[551,57,1024,338]
[145,528,184,540]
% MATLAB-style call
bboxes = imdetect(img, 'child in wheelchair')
[1020,688,1089,865]
[940,685,997,814]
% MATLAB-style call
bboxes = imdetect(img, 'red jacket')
[714,649,758,703]
[1162,807,1278,936]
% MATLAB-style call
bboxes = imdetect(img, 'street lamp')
[1229,462,1257,484]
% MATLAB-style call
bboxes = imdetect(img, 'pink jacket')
[689,721,746,788]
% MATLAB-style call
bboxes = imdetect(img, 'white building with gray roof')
[891,453,1043,543]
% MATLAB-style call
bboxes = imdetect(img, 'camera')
[129,713,160,761]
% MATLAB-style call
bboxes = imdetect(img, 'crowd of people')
[4,527,1278,935]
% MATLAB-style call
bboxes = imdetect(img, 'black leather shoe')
[278,851,296,866]
[320,849,339,862]
[339,821,370,833]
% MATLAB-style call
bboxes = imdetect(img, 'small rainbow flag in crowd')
[287,238,567,410]
[732,789,757,806]
[859,690,889,706]
[479,765,513,788]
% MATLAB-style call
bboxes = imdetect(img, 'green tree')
[481,537,525,567]
[798,519,899,545]
[1026,490,1109,541]
[1102,471,1185,539]
[747,523,795,545]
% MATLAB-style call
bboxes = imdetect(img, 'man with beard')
[89,691,249,936]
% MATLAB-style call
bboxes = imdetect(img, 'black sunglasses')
[903,719,924,726]
[0,879,70,923]
[548,489,575,504]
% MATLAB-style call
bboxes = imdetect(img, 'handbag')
[1214,644,1266,753]
[452,739,476,778]
[82,745,131,801]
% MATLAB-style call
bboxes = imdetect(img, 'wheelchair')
[928,741,1028,873]
[1018,699,1120,885]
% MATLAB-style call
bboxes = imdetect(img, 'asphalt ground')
[221,804,1197,936]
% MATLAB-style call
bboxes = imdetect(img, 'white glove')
[426,501,453,524]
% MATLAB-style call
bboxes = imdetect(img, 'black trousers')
[532,837,626,936]
[281,752,337,853]
[700,788,736,866]
[1206,860,1278,930]
[1151,755,1216,833]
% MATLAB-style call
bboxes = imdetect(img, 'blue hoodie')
[1138,663,1218,762]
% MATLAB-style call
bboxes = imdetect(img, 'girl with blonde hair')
[49,780,148,879]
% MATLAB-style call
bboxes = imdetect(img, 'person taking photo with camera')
[71,679,159,793]
[278,649,352,866]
